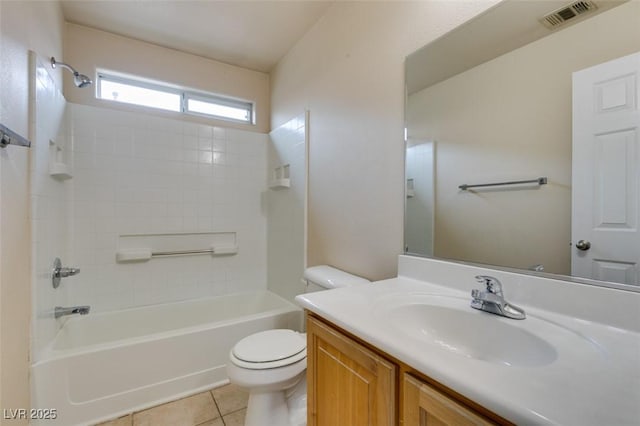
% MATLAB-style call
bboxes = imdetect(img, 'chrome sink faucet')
[470,275,525,320]
[55,305,90,319]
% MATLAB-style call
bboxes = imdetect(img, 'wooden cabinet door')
[403,374,494,426]
[307,315,397,426]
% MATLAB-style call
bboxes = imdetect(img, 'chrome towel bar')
[115,244,238,262]
[459,177,547,191]
[151,249,215,257]
[0,123,31,148]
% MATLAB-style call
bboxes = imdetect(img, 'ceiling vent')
[540,1,598,29]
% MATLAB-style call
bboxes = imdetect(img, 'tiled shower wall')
[65,104,268,312]
[30,54,71,362]
[267,113,307,303]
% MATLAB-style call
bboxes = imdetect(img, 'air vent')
[540,0,598,29]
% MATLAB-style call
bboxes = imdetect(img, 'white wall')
[64,23,271,133]
[267,113,307,302]
[0,0,64,420]
[407,1,640,275]
[65,104,268,312]
[270,1,498,280]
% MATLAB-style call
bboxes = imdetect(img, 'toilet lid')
[232,329,306,363]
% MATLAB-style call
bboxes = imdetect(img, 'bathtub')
[31,291,302,426]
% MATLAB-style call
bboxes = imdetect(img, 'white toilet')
[226,265,370,426]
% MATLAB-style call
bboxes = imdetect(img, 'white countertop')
[296,276,640,425]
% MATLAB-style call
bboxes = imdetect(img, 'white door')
[572,52,640,286]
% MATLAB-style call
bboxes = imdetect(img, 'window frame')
[96,71,255,125]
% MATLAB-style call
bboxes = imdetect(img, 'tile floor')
[96,383,248,426]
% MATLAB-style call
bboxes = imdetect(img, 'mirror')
[404,0,640,290]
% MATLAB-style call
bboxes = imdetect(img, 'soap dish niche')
[406,178,415,198]
[269,164,290,189]
[49,139,72,180]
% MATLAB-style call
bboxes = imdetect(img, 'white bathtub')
[31,291,302,426]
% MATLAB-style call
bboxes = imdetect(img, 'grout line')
[99,391,227,426]
[221,407,247,426]
[210,390,226,426]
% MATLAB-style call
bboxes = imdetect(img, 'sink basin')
[376,294,559,367]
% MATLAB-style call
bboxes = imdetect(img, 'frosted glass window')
[98,78,181,112]
[187,98,251,122]
[97,72,254,124]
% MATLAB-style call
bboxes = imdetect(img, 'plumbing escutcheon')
[52,257,80,289]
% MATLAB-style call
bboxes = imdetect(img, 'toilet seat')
[231,329,307,370]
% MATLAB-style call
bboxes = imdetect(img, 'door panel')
[593,130,636,229]
[572,52,640,286]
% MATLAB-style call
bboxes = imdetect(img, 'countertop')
[296,277,640,425]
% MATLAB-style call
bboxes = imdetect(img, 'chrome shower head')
[51,57,93,88]
[74,73,93,88]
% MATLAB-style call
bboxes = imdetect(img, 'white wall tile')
[266,114,307,303]
[30,59,71,362]
[65,103,268,312]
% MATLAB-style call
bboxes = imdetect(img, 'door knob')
[575,240,591,251]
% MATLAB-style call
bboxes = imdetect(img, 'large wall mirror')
[404,0,640,291]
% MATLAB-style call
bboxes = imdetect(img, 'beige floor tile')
[133,391,220,426]
[96,414,132,426]
[222,409,246,426]
[211,384,249,416]
[195,418,224,426]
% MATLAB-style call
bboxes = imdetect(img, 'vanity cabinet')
[306,315,397,426]
[306,313,510,426]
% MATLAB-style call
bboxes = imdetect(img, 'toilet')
[226,265,370,426]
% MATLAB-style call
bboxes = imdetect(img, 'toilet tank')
[303,265,370,293]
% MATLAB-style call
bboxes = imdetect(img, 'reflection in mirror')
[405,139,435,257]
[404,0,640,290]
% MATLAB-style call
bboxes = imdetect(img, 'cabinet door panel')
[403,374,494,426]
[307,315,396,426]
[316,342,372,425]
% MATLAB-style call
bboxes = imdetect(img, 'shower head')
[50,57,92,88]
[74,73,93,89]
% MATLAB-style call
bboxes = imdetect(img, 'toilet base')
[286,376,307,426]
[243,376,307,426]
[245,390,289,426]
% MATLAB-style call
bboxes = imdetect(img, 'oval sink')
[377,294,559,367]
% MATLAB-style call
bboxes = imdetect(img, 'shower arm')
[51,57,80,75]
[50,57,92,88]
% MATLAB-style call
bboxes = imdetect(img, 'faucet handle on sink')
[471,275,525,320]
[475,275,503,297]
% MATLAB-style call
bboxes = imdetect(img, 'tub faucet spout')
[55,305,90,319]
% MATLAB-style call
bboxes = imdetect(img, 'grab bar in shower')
[152,246,238,257]
[151,248,215,257]
[458,177,547,191]
[116,245,238,262]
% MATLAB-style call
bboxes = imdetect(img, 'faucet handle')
[55,267,80,278]
[52,257,80,289]
[475,275,503,296]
